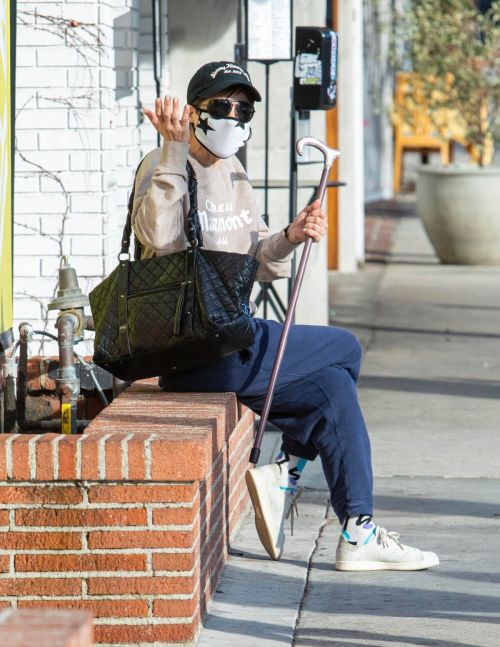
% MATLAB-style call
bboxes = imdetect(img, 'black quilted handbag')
[89,160,258,381]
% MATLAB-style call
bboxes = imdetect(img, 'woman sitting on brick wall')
[132,61,439,572]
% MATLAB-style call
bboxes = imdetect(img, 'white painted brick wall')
[13,0,170,355]
[36,46,85,67]
[69,151,101,171]
[16,108,68,130]
[13,299,45,321]
[14,175,40,193]
[16,150,70,171]
[14,257,41,278]
[15,193,68,214]
[40,171,102,193]
[15,234,62,256]
[14,131,38,150]
[16,67,68,87]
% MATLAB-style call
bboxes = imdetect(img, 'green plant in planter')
[392,0,500,167]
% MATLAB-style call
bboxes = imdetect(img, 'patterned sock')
[275,451,308,494]
[342,514,376,546]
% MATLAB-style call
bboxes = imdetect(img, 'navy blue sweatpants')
[160,318,373,523]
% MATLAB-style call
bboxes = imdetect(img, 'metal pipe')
[56,314,80,435]
[264,61,271,224]
[33,330,57,342]
[288,92,298,305]
[3,356,17,432]
[35,327,109,407]
[152,0,163,148]
[14,280,98,434]
[58,315,77,374]
[15,325,99,433]
[16,323,33,430]
[89,368,108,406]
[75,354,108,407]
[20,419,90,432]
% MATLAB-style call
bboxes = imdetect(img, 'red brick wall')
[364,204,399,263]
[0,384,254,645]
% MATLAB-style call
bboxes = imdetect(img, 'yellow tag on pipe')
[61,403,72,435]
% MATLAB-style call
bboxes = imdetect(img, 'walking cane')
[249,136,340,465]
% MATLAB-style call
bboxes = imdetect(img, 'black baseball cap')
[187,61,262,105]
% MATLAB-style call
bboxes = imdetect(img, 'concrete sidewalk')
[197,199,500,647]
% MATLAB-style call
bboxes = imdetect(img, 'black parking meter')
[294,27,338,111]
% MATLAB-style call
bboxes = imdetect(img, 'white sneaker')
[245,463,289,560]
[336,525,440,571]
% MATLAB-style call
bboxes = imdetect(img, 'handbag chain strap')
[120,155,204,260]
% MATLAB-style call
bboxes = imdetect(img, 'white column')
[363,0,393,202]
[337,0,365,270]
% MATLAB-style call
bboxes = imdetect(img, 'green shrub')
[392,0,500,166]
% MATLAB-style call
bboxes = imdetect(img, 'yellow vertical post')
[326,0,339,270]
[0,0,14,353]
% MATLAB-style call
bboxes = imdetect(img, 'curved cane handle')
[296,136,340,170]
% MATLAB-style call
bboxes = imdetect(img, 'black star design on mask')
[235,120,246,129]
[197,116,215,134]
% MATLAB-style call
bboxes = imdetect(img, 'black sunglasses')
[194,98,255,123]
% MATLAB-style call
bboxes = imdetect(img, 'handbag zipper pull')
[173,281,187,336]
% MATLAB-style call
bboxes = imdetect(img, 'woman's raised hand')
[143,96,191,143]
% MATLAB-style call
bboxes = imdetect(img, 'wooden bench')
[392,72,494,193]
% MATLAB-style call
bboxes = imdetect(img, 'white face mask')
[193,111,251,159]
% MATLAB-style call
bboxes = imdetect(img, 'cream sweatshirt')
[131,140,299,282]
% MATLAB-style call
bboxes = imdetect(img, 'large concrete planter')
[416,165,500,264]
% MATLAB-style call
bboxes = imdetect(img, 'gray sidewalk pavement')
[197,199,500,647]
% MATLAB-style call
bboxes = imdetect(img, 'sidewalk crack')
[291,500,331,646]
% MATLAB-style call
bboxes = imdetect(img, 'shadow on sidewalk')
[435,303,500,312]
[295,627,482,647]
[372,494,500,519]
[200,616,293,644]
[201,564,500,643]
[292,580,500,625]
[359,375,500,400]
[342,322,500,340]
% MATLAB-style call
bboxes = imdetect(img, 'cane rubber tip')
[249,448,261,465]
